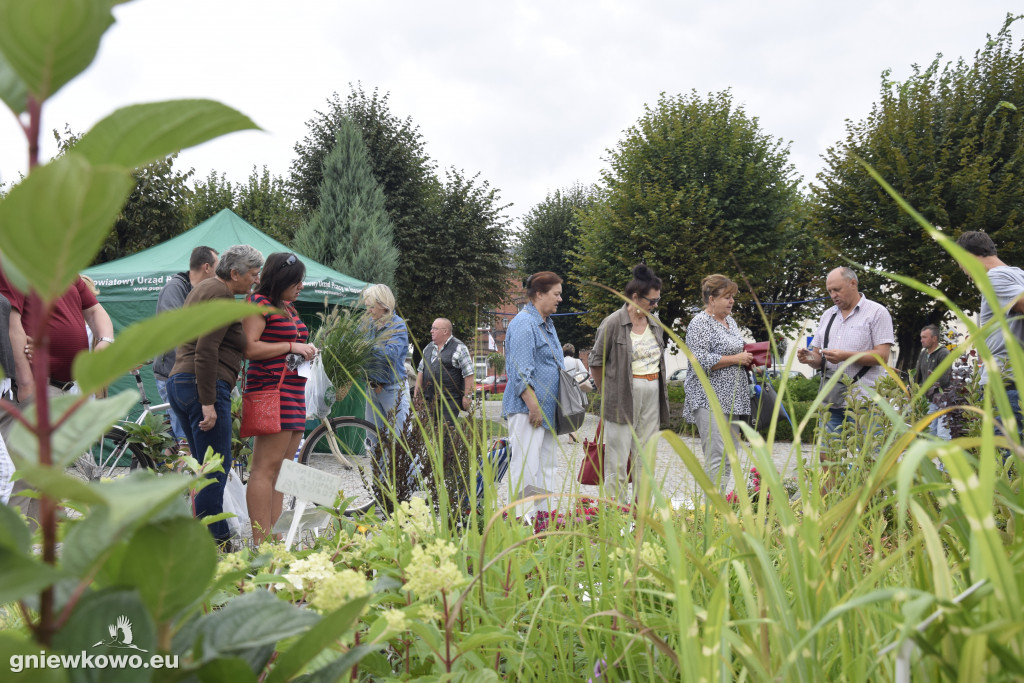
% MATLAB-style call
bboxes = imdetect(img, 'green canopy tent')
[83,209,370,431]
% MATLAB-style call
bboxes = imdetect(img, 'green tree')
[813,14,1024,369]
[573,90,801,339]
[517,183,595,351]
[182,169,234,227]
[415,168,512,343]
[293,120,399,288]
[236,165,301,242]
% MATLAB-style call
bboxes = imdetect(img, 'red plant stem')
[28,293,59,646]
[351,631,359,681]
[442,589,452,673]
[26,96,41,169]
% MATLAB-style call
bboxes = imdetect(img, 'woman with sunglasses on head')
[242,252,318,545]
[589,264,669,505]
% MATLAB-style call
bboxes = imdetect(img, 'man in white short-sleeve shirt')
[797,266,895,433]
[956,230,1024,440]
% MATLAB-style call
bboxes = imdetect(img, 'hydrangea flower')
[311,568,372,613]
[404,539,465,596]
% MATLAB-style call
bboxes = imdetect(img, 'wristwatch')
[97,337,115,344]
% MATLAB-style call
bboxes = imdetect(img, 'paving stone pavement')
[477,401,814,508]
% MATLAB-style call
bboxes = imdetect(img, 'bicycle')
[297,413,513,517]
[79,366,171,479]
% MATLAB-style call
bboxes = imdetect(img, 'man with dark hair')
[917,324,951,440]
[414,318,474,423]
[956,230,1024,439]
[153,246,218,448]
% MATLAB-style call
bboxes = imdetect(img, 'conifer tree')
[294,118,399,288]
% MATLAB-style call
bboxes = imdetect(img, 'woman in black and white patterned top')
[683,274,752,492]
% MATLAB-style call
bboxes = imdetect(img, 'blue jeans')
[926,401,951,440]
[994,387,1024,448]
[825,407,851,434]
[166,373,234,543]
[155,377,186,441]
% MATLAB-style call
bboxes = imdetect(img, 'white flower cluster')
[403,539,465,596]
[389,497,436,541]
[311,569,372,613]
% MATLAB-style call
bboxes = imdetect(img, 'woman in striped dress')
[242,252,318,545]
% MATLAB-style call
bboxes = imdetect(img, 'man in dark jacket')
[153,246,217,445]
[916,324,951,440]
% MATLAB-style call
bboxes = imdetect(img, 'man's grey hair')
[836,266,858,284]
[921,324,941,339]
[215,245,264,280]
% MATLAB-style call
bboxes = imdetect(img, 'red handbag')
[744,341,772,368]
[239,365,287,438]
[578,421,632,486]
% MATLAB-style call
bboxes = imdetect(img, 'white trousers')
[507,412,558,517]
[603,377,661,504]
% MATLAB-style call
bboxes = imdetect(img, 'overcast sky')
[0,1,1016,230]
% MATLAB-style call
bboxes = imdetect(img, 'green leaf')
[297,645,379,683]
[197,657,258,683]
[7,391,139,467]
[73,300,265,394]
[52,588,156,683]
[15,463,104,504]
[0,548,63,604]
[191,591,319,662]
[61,506,121,578]
[0,634,67,682]
[0,152,134,302]
[0,0,114,101]
[0,499,30,553]
[0,51,27,115]
[95,470,196,532]
[74,99,260,169]
[265,595,369,683]
[118,517,217,622]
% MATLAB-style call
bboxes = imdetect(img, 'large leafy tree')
[182,166,298,242]
[813,14,1024,370]
[415,168,512,345]
[290,85,512,351]
[182,169,234,227]
[235,166,301,243]
[517,184,595,351]
[573,90,801,339]
[293,119,399,288]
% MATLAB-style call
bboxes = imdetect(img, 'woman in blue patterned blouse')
[682,274,753,492]
[502,272,564,518]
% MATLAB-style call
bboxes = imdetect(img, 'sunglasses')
[279,254,297,269]
[640,295,661,306]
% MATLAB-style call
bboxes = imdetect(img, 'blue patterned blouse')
[366,312,409,386]
[502,303,562,430]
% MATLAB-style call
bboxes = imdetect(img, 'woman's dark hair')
[625,263,662,299]
[562,343,576,357]
[525,271,562,300]
[256,252,306,308]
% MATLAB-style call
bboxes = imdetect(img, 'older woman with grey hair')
[361,284,410,444]
[167,244,263,547]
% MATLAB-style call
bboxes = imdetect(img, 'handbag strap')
[820,310,870,384]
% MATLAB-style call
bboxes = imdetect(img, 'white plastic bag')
[223,469,249,538]
[305,355,336,420]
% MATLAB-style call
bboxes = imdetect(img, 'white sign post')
[274,459,343,551]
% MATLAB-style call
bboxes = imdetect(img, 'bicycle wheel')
[298,417,380,514]
[76,427,156,480]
